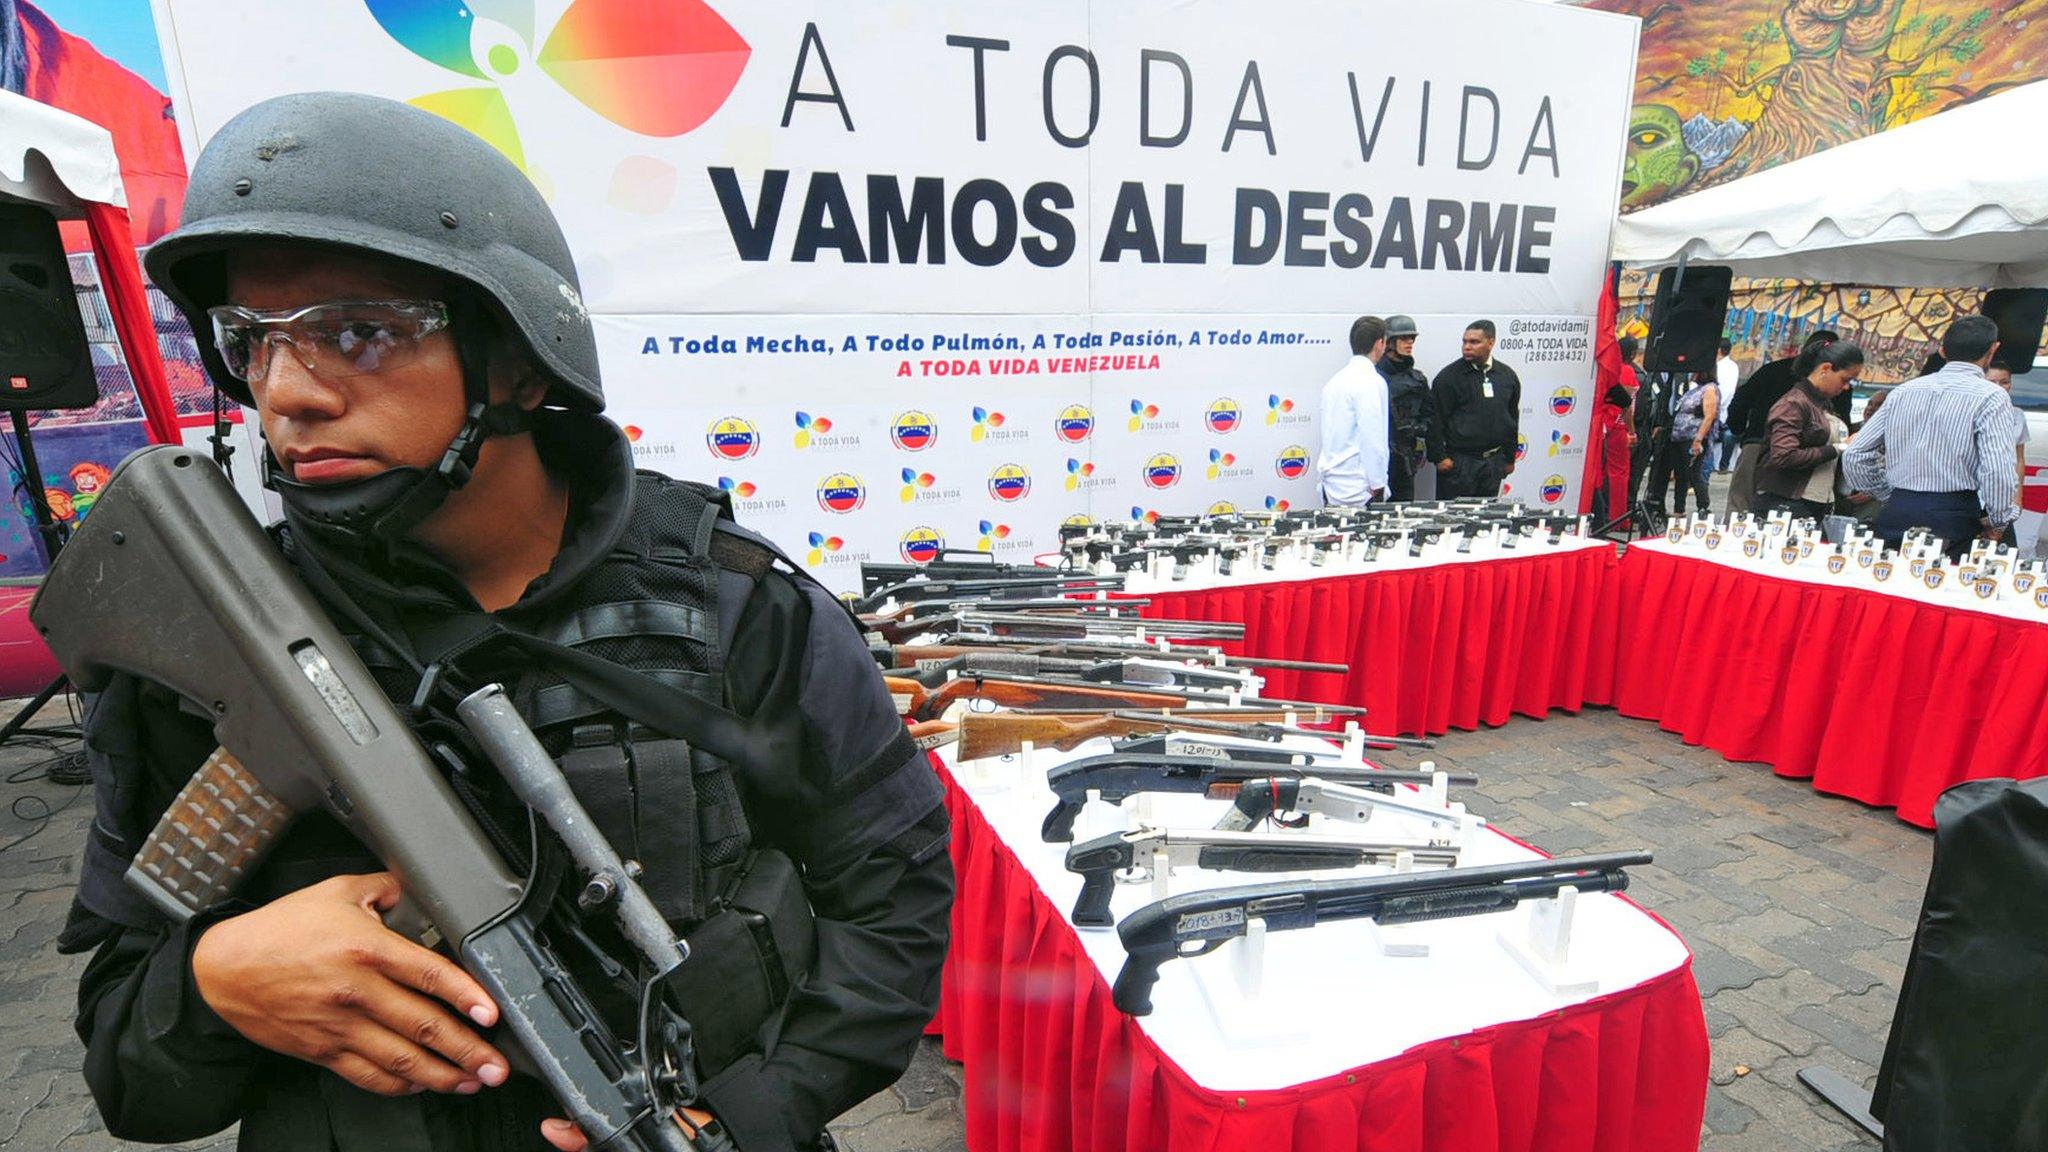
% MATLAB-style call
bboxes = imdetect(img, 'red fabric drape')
[1585,546,2048,827]
[1129,547,1620,737]
[931,758,1710,1152]
[1580,264,1624,515]
[82,201,178,445]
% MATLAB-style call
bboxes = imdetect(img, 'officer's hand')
[191,872,509,1097]
[1436,459,1454,473]
[541,1108,718,1150]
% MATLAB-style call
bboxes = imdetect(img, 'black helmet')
[146,91,601,412]
[1385,315,1420,339]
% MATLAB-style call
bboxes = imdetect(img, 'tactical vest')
[312,472,813,1076]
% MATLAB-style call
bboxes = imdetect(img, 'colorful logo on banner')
[707,416,760,461]
[794,411,839,449]
[1142,453,1182,490]
[715,476,757,499]
[817,472,866,513]
[898,526,944,564]
[1128,400,1164,433]
[890,410,938,451]
[1275,446,1311,480]
[1549,386,1576,417]
[970,407,1008,442]
[1207,450,1249,481]
[1548,430,1574,457]
[987,463,1032,502]
[623,424,643,442]
[1516,433,1529,462]
[1264,496,1292,512]
[1064,459,1100,491]
[1540,474,1567,504]
[1266,394,1305,426]
[804,531,845,566]
[1205,398,1242,434]
[898,468,937,502]
[1130,507,1162,524]
[1207,500,1237,516]
[1054,404,1095,444]
[976,520,1013,550]
[365,0,751,171]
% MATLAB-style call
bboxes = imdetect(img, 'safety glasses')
[206,299,451,385]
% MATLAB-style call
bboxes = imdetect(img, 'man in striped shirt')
[1842,315,2019,557]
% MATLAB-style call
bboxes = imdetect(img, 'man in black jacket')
[1725,330,1840,513]
[1377,314,1432,501]
[59,93,950,1152]
[1428,320,1522,499]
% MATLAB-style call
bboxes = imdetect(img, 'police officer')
[1376,315,1431,502]
[58,94,951,1152]
[1428,320,1523,499]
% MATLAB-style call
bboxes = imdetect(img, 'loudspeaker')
[1980,288,2048,373]
[1644,264,1733,374]
[0,200,97,412]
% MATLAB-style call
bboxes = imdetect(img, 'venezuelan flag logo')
[705,416,758,461]
[890,410,937,452]
[817,472,865,514]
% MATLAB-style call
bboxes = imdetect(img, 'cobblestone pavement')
[1,686,1923,1151]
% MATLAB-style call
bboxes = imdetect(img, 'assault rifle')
[31,448,731,1151]
[851,572,1123,613]
[884,652,1261,696]
[1040,752,1477,842]
[1111,851,1652,1015]
[1064,828,1460,926]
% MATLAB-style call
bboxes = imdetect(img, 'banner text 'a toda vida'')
[707,24,1565,273]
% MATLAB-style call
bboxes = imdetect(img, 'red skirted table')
[929,748,1709,1152]
[1126,543,1619,737]
[1587,541,2048,828]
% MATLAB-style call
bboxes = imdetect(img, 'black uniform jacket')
[1426,356,1523,463]
[60,416,952,1152]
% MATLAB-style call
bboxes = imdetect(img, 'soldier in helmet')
[59,93,951,1152]
[1377,315,1431,502]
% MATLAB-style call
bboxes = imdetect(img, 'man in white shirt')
[1318,315,1391,506]
[1714,338,1740,473]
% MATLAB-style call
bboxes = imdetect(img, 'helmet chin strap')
[267,296,534,557]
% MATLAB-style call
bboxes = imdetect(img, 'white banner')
[155,0,1638,588]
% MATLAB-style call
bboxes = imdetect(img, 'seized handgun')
[31,447,730,1151]
[1041,752,1478,842]
[1111,851,1652,1014]
[1064,827,1459,927]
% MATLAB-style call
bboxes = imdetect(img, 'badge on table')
[2035,585,2048,610]
[1705,530,1722,551]
[1923,567,1945,590]
[1799,539,1816,558]
[1692,521,1709,539]
[1958,565,1979,585]
[1667,523,1684,543]
[1874,559,1895,582]
[1909,558,1929,579]
[1856,548,1877,569]
[1781,545,1800,566]
[2016,571,2039,595]
[1975,578,1998,600]
[1743,538,1762,559]
[1826,552,1847,575]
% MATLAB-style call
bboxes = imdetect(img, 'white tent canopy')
[0,86,126,217]
[1612,81,2048,287]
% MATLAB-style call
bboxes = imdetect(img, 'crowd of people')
[1318,310,2033,561]
[1600,315,2028,558]
[1317,315,1523,506]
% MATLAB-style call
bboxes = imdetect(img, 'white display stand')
[1497,885,1602,996]
[1187,916,1316,1049]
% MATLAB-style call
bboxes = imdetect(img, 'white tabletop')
[939,738,1692,1091]
[1632,534,2048,626]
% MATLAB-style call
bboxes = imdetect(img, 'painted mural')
[1591,0,2048,213]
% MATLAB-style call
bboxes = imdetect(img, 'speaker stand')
[1797,1066,1884,1141]
[4,410,77,745]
